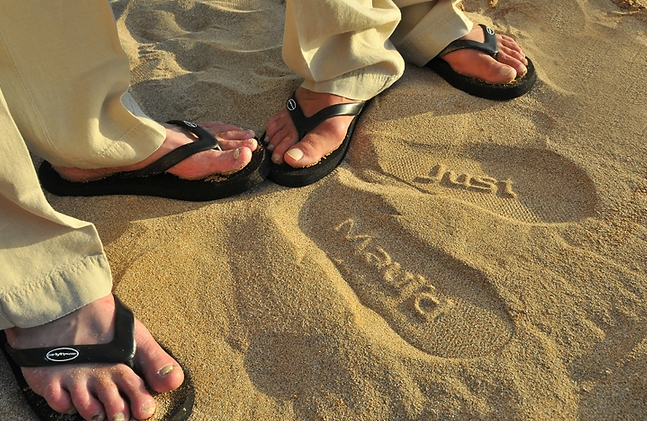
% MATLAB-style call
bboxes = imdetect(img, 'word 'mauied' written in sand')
[415,164,518,199]
[334,219,454,321]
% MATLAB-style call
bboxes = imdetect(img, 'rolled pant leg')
[391,0,473,66]
[0,0,166,169]
[0,0,168,329]
[0,87,112,329]
[282,0,405,100]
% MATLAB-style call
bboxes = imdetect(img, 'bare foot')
[54,122,258,182]
[4,294,184,421]
[440,25,528,84]
[264,87,362,168]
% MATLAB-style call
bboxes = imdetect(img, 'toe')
[496,50,527,79]
[499,34,525,57]
[283,129,344,168]
[283,138,322,168]
[132,320,185,394]
[494,62,517,83]
[497,43,528,76]
[270,130,300,164]
[199,122,255,141]
[285,147,305,165]
[39,379,76,415]
[216,129,256,141]
[94,381,129,421]
[265,108,299,153]
[68,380,107,421]
[218,137,258,152]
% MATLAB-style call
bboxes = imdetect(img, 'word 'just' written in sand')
[415,164,518,199]
[334,219,455,321]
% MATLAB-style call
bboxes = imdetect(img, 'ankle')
[7,295,115,349]
[296,88,360,113]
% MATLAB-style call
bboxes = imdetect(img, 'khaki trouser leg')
[392,0,473,66]
[0,1,168,329]
[0,0,166,169]
[282,0,472,99]
[0,87,112,329]
[283,0,405,100]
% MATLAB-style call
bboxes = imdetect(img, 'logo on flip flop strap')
[182,120,198,128]
[485,26,495,36]
[45,347,80,363]
[286,98,297,111]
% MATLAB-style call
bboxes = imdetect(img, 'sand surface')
[1,0,646,419]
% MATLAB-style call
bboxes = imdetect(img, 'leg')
[265,0,405,169]
[0,86,112,331]
[0,84,184,420]
[0,1,257,183]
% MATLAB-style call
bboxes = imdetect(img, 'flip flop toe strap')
[285,93,366,138]
[3,297,136,368]
[438,24,499,59]
[121,120,221,179]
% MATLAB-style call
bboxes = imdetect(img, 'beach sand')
[1,0,646,419]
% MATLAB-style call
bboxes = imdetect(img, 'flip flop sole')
[38,145,270,202]
[426,56,537,101]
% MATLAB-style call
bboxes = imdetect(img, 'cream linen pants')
[0,1,166,329]
[283,0,473,100]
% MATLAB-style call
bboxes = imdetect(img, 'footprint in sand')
[300,185,514,359]
[360,143,597,224]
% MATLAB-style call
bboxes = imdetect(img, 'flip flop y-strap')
[121,120,222,179]
[285,93,366,139]
[3,297,136,368]
[437,24,499,59]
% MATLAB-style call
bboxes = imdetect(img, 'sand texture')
[1,0,646,419]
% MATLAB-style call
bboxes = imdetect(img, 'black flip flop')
[267,93,368,187]
[38,120,270,201]
[0,297,194,421]
[425,24,537,100]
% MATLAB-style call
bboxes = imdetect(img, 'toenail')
[250,139,258,150]
[499,66,515,80]
[65,408,78,415]
[271,153,282,164]
[158,364,175,376]
[263,135,269,144]
[141,404,155,416]
[233,148,241,160]
[113,414,125,421]
[286,148,304,162]
[91,414,105,421]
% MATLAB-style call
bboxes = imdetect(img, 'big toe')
[283,135,336,168]
[494,63,517,83]
[133,321,185,393]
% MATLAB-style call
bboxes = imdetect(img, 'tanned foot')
[54,122,258,182]
[264,87,363,168]
[441,24,529,84]
[4,294,184,421]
